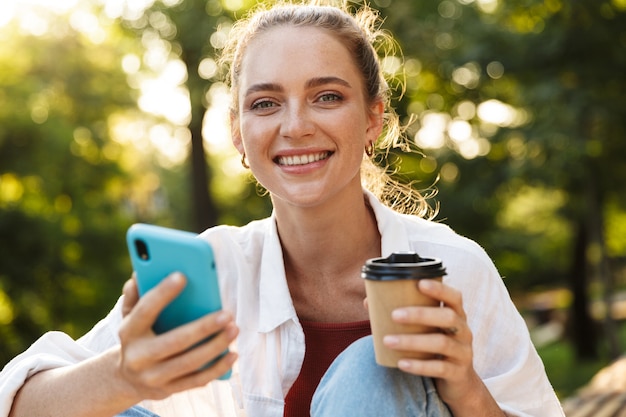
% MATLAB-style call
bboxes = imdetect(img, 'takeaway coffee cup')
[362,252,447,367]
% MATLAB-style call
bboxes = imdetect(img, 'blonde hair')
[219,1,436,219]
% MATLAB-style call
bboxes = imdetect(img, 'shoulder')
[368,191,496,276]
[196,218,276,311]
[198,217,272,251]
[394,211,494,271]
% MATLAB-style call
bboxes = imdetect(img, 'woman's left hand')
[382,279,498,414]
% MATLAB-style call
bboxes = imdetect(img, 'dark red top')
[283,320,371,417]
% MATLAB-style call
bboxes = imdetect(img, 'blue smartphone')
[126,223,231,379]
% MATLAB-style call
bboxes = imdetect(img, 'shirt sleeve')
[0,296,124,417]
[451,245,565,417]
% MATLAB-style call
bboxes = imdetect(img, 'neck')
[273,187,381,279]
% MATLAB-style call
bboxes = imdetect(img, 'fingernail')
[398,360,412,370]
[383,335,399,347]
[420,279,434,290]
[169,272,185,284]
[215,311,230,325]
[392,309,408,320]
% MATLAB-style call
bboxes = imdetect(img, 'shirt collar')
[364,189,412,256]
[258,212,298,333]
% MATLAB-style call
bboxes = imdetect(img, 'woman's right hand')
[117,273,238,401]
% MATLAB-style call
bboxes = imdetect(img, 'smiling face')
[231,25,383,210]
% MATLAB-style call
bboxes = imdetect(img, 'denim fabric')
[311,335,452,417]
[116,406,160,417]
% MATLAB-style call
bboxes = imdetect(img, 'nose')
[279,100,315,139]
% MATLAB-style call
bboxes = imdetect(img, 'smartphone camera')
[134,239,150,261]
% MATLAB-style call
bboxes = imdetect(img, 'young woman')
[1,2,564,417]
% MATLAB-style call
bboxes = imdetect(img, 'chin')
[269,188,330,209]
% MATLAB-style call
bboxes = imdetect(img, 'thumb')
[121,274,139,317]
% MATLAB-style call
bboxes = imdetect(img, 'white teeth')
[278,152,329,166]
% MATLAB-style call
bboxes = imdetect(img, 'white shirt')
[0,192,564,417]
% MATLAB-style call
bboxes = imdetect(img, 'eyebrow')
[244,82,283,97]
[244,76,352,98]
[306,76,352,89]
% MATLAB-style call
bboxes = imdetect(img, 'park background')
[1,0,625,405]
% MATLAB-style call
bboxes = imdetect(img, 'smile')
[276,151,331,166]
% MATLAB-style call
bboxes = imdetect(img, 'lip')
[274,150,333,167]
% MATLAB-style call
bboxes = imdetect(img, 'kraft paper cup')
[362,252,447,368]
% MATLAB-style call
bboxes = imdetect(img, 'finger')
[383,332,469,360]
[152,310,235,362]
[156,322,239,380]
[391,305,462,333]
[167,350,238,393]
[136,321,238,390]
[122,273,187,336]
[119,310,236,383]
[120,346,238,401]
[397,357,455,378]
[122,274,139,317]
[418,279,465,318]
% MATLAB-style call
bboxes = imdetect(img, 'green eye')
[252,100,276,109]
[319,93,341,102]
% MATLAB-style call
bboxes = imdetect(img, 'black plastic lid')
[362,252,446,281]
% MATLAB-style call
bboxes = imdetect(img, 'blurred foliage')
[0,13,138,363]
[376,0,626,290]
[376,0,626,361]
[1,0,625,390]
[0,1,203,365]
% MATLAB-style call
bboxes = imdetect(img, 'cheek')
[334,113,370,149]
[239,117,274,157]
[238,118,258,148]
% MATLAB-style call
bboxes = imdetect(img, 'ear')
[365,100,384,146]
[230,111,244,155]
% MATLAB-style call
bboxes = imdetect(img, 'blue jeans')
[118,336,451,416]
[311,335,452,416]
[116,406,159,416]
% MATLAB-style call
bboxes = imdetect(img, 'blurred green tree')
[115,0,272,231]
[0,3,196,364]
[0,16,140,363]
[378,0,626,359]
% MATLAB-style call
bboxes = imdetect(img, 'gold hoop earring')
[241,152,250,169]
[365,142,375,157]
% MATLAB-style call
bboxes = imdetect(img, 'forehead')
[238,25,362,91]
